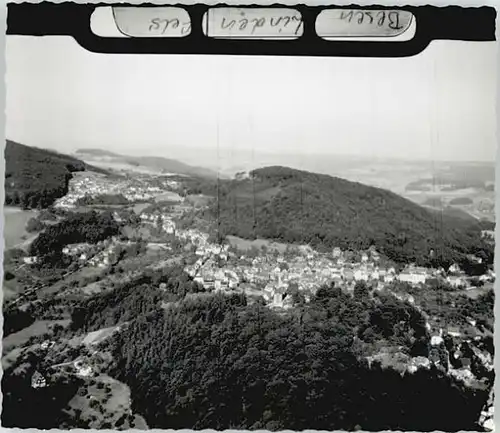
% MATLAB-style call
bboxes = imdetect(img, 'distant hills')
[198,166,493,271]
[5,140,107,209]
[75,148,219,179]
[406,164,495,193]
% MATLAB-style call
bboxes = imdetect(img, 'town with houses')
[7,171,495,432]
[54,171,181,208]
[42,172,496,320]
[49,192,496,313]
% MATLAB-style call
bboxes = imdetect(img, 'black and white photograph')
[2,3,497,431]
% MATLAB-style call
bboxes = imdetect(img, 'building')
[430,335,444,346]
[23,256,38,264]
[343,269,354,282]
[447,275,465,288]
[446,326,462,338]
[332,247,342,258]
[354,269,369,281]
[31,371,47,389]
[273,292,284,308]
[407,356,431,373]
[384,274,395,283]
[398,272,426,285]
[74,360,93,377]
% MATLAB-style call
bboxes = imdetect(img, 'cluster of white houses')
[60,237,134,268]
[54,172,176,209]
[181,235,492,309]
[140,212,176,234]
[24,197,495,312]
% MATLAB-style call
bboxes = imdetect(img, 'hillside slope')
[75,149,218,179]
[5,140,106,209]
[200,166,493,270]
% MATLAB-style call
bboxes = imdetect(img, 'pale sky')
[5,35,498,164]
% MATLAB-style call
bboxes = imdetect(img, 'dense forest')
[70,266,205,333]
[191,167,493,272]
[173,175,221,197]
[4,140,106,209]
[29,211,120,257]
[87,280,488,432]
[420,289,494,334]
[3,261,493,431]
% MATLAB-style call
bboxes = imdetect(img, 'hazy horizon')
[6,35,498,166]
[7,139,496,171]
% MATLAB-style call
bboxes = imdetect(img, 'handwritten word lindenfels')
[144,8,407,37]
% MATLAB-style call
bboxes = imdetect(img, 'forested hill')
[198,166,493,271]
[5,140,106,209]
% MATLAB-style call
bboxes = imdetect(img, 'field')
[82,325,123,347]
[336,163,435,196]
[153,191,183,203]
[226,235,290,253]
[63,373,148,429]
[2,319,71,354]
[42,267,107,298]
[4,206,37,249]
[405,188,495,222]
[132,202,150,214]
[463,285,494,300]
[333,161,495,223]
[3,279,21,302]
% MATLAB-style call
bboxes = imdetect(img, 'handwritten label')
[205,8,303,39]
[316,9,413,38]
[113,7,191,37]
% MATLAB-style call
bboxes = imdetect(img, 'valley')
[2,142,495,431]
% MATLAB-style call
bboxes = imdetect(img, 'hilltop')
[198,166,493,271]
[75,148,219,179]
[5,140,107,209]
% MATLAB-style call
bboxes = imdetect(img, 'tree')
[353,281,370,300]
[279,262,289,272]
[30,211,120,257]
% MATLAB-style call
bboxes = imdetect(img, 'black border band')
[6,3,497,57]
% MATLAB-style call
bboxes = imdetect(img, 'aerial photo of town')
[3,6,497,432]
[2,141,496,431]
